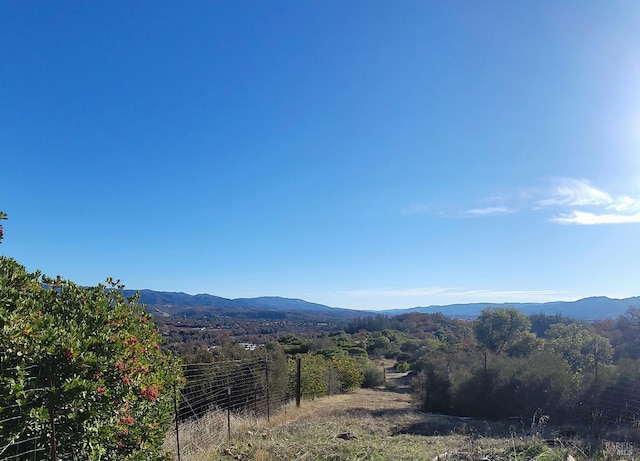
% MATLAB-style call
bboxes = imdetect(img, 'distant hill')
[123,289,367,321]
[234,296,350,312]
[124,290,640,321]
[382,296,640,320]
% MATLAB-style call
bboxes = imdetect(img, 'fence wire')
[178,356,291,419]
[7,353,640,460]
[1,354,294,461]
[163,355,295,460]
[0,361,52,461]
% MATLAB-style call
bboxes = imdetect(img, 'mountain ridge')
[383,295,640,319]
[125,289,640,320]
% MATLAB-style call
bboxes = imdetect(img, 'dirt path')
[275,366,505,438]
[384,367,412,393]
[270,366,425,434]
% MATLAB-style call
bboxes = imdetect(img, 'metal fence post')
[296,357,301,408]
[227,387,231,439]
[265,355,271,422]
[47,357,57,461]
[174,381,181,461]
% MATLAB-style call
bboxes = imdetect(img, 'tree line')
[346,306,640,439]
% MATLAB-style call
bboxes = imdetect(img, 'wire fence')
[178,357,288,421]
[1,355,298,461]
[164,355,299,460]
[7,354,640,460]
[0,364,54,461]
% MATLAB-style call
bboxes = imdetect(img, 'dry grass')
[164,373,589,461]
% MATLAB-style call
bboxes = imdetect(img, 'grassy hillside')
[164,369,599,461]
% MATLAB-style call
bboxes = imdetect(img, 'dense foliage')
[474,307,534,355]
[404,308,640,438]
[285,352,367,398]
[0,257,182,460]
[341,306,640,439]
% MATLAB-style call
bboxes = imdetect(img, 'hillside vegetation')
[163,305,640,460]
[165,369,594,461]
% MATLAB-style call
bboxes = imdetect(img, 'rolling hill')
[125,290,640,321]
[386,296,640,320]
[124,289,366,321]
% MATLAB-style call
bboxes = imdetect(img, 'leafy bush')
[0,257,182,460]
[332,356,364,392]
[290,353,329,399]
[362,365,385,388]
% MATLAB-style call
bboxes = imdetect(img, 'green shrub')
[0,257,182,460]
[332,356,365,392]
[291,353,329,399]
[362,366,385,388]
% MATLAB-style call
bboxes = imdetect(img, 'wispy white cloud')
[550,210,640,225]
[343,287,453,298]
[455,289,566,300]
[539,178,640,225]
[342,287,566,302]
[465,206,514,216]
[405,178,640,225]
[410,178,640,225]
[609,195,639,212]
[537,178,613,207]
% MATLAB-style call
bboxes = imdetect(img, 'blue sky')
[2,1,639,310]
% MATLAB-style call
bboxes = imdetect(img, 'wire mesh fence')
[178,356,287,421]
[164,354,297,460]
[0,353,296,461]
[6,352,640,460]
[0,364,54,460]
